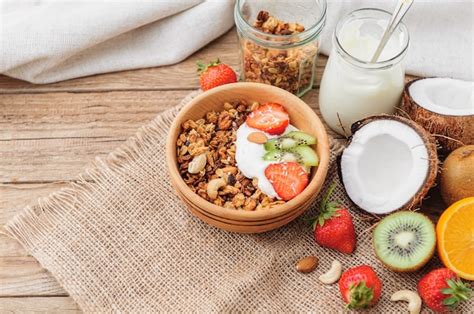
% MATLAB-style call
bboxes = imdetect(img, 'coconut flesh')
[341,116,438,215]
[409,78,473,116]
[402,78,474,151]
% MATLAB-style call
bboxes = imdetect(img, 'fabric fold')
[0,0,235,83]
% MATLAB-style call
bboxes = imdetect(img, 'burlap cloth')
[4,91,473,313]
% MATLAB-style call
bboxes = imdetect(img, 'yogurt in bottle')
[319,9,409,136]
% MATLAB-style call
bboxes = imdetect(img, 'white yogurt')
[319,12,408,136]
[235,123,298,199]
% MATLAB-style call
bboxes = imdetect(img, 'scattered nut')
[207,178,226,200]
[390,290,422,314]
[318,260,342,284]
[187,154,207,174]
[247,132,268,144]
[296,256,319,273]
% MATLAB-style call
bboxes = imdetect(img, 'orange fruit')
[436,197,474,280]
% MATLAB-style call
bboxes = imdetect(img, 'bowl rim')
[166,82,330,221]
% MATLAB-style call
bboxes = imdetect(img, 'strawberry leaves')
[309,182,342,229]
[441,278,472,310]
[346,281,374,309]
[196,58,221,74]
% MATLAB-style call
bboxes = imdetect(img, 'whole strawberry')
[197,59,237,91]
[339,265,382,309]
[310,183,356,254]
[418,268,472,313]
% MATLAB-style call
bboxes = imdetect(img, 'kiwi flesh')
[264,131,316,151]
[373,211,436,272]
[263,146,319,166]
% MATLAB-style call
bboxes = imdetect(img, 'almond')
[296,256,319,273]
[247,132,268,144]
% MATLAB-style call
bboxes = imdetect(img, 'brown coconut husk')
[401,78,474,152]
[348,114,439,212]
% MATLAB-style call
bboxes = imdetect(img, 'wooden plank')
[0,90,188,183]
[0,90,190,140]
[0,183,70,225]
[0,235,28,258]
[0,182,71,258]
[0,29,327,93]
[0,257,66,297]
[0,297,81,313]
[0,137,120,183]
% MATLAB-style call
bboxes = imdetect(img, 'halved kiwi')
[264,131,316,151]
[263,146,319,166]
[373,211,436,272]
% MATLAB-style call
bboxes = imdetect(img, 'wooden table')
[0,29,445,313]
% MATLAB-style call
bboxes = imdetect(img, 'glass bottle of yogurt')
[319,8,409,136]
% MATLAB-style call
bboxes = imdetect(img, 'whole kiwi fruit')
[440,145,474,206]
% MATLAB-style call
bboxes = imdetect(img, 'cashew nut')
[318,260,342,284]
[390,290,421,314]
[207,178,226,200]
[188,154,207,174]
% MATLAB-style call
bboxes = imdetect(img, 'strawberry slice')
[265,162,309,201]
[246,103,289,135]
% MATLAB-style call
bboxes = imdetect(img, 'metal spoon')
[371,0,414,63]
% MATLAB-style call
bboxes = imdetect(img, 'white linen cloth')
[0,0,472,83]
[0,0,236,83]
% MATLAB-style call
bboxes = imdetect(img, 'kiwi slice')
[373,211,436,272]
[264,131,316,151]
[263,146,319,167]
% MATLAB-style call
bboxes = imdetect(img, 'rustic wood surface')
[0,29,444,312]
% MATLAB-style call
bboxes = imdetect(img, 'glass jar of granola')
[235,0,327,96]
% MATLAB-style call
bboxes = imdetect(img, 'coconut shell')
[348,114,439,212]
[401,78,474,152]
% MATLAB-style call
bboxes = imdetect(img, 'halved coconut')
[402,78,474,152]
[341,115,438,215]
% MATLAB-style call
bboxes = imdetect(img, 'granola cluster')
[176,100,285,211]
[253,11,305,35]
[241,10,318,95]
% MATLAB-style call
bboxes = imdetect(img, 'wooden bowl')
[187,202,308,233]
[174,186,313,233]
[176,186,316,226]
[166,82,330,233]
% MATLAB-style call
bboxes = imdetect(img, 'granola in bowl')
[176,100,319,211]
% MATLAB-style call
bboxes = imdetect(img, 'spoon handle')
[371,0,414,63]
